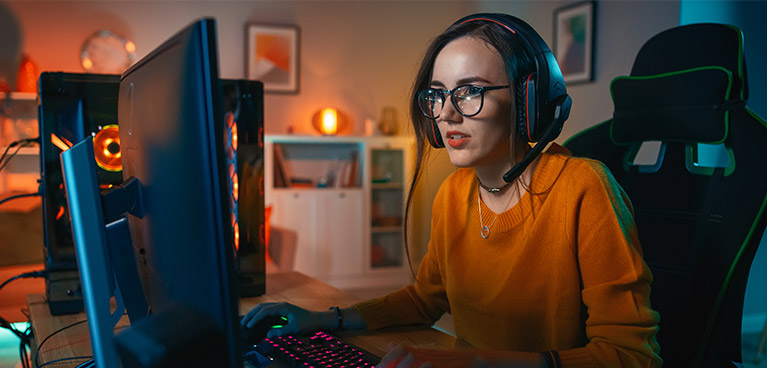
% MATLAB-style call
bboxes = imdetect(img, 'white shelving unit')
[264,134,413,290]
[0,92,39,204]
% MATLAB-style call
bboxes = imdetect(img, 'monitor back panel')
[38,72,121,315]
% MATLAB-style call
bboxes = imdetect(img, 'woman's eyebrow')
[456,76,494,85]
[430,76,495,88]
[429,80,447,88]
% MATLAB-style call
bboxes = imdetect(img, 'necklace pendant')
[487,187,500,193]
[481,226,490,239]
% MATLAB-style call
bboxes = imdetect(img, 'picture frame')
[246,23,300,93]
[553,1,595,84]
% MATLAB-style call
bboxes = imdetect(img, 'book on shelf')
[273,144,290,187]
[290,178,314,188]
[333,153,359,188]
[347,151,358,188]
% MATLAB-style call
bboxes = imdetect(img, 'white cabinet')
[265,135,412,290]
[270,189,364,280]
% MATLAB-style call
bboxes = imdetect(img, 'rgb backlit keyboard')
[252,330,381,368]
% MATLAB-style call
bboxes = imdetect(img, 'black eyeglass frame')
[417,84,511,119]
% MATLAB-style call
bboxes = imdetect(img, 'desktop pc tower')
[39,73,266,315]
[221,79,266,297]
[38,72,122,315]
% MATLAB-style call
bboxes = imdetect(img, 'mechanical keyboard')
[244,330,381,368]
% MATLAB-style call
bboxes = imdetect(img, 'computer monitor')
[114,17,242,366]
[61,17,264,367]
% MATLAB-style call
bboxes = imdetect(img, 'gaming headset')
[425,13,572,183]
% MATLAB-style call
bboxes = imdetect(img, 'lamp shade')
[312,107,349,135]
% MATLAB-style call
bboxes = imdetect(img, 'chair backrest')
[564,23,767,367]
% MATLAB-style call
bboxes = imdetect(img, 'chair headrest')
[610,23,747,145]
[610,67,742,145]
[631,23,747,101]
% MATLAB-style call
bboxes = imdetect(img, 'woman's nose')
[439,95,462,122]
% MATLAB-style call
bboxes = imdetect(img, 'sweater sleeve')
[558,160,662,367]
[353,248,449,330]
[353,185,452,331]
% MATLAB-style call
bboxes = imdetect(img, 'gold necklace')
[477,183,517,239]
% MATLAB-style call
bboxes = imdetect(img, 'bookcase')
[264,134,413,290]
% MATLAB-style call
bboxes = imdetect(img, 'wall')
[679,0,767,333]
[2,0,475,137]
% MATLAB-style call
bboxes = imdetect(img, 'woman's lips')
[445,131,470,148]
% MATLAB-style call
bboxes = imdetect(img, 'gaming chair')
[564,23,767,367]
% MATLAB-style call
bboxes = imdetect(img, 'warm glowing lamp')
[320,108,338,135]
[312,107,349,136]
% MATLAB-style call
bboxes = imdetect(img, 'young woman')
[243,13,661,368]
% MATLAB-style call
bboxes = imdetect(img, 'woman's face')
[431,36,513,169]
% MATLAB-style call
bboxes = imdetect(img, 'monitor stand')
[61,136,148,367]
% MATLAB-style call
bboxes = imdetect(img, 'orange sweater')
[354,145,661,367]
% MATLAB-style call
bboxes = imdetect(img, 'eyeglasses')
[417,84,510,119]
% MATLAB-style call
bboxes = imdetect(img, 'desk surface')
[28,271,461,366]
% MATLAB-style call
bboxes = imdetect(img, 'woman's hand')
[376,344,433,368]
[240,302,336,338]
[376,345,546,368]
[377,344,486,368]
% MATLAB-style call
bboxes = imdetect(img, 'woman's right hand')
[240,302,337,338]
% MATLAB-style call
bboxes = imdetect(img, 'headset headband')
[458,18,516,35]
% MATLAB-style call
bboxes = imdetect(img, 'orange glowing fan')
[93,125,122,172]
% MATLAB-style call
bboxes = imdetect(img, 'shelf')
[0,92,37,101]
[371,182,402,189]
[270,187,364,193]
[0,146,38,156]
[371,226,402,233]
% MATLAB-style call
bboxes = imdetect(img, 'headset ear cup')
[515,74,536,142]
[427,119,444,148]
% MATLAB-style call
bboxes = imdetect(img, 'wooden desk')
[28,271,461,366]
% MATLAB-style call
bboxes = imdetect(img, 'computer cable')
[0,270,47,368]
[0,270,47,292]
[0,137,40,173]
[0,316,30,368]
[0,192,40,207]
[37,355,94,368]
[34,318,89,368]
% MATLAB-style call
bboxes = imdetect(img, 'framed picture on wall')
[246,23,300,93]
[554,1,595,84]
